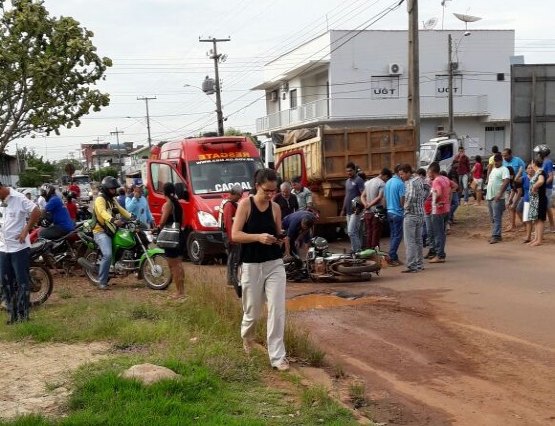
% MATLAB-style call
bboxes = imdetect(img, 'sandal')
[522,239,531,243]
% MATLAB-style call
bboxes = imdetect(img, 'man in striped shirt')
[401,164,428,273]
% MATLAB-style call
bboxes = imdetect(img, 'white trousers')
[240,258,287,366]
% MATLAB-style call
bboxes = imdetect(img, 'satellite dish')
[453,12,482,30]
[423,17,438,30]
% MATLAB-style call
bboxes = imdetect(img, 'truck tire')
[187,233,209,265]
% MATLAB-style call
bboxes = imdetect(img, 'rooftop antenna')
[423,17,438,30]
[440,0,452,30]
[453,12,482,31]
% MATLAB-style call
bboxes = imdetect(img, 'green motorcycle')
[77,220,172,290]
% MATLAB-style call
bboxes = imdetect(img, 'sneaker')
[429,257,445,264]
[386,259,401,267]
[401,268,417,273]
[242,338,254,355]
[489,238,501,244]
[98,284,109,290]
[273,359,290,372]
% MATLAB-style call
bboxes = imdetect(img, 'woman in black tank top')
[232,168,289,371]
[159,182,185,298]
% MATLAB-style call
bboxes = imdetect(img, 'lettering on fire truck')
[197,152,251,161]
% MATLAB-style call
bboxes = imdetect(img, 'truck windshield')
[419,147,435,165]
[188,159,263,194]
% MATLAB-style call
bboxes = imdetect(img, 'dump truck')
[274,126,417,237]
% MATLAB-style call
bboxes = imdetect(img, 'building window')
[371,76,400,99]
[289,89,298,109]
[485,126,505,154]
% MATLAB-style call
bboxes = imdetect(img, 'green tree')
[0,0,112,153]
[16,146,55,186]
[91,166,118,183]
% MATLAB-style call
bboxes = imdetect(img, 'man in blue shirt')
[282,210,316,257]
[502,148,525,180]
[384,165,406,266]
[340,162,365,253]
[126,183,153,227]
[39,185,75,240]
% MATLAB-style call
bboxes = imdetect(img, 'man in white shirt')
[0,183,41,324]
[361,168,392,249]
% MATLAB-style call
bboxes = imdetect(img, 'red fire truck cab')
[146,136,264,264]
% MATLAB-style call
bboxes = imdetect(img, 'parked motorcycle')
[284,237,382,282]
[77,220,172,290]
[29,239,54,306]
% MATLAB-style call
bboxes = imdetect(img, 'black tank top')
[167,197,183,226]
[241,197,282,263]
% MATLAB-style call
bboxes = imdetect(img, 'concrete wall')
[511,64,555,160]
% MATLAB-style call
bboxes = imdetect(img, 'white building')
[253,29,514,151]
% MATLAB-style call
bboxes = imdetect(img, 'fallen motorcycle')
[284,237,382,282]
[77,220,172,290]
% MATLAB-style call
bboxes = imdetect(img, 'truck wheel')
[187,233,208,265]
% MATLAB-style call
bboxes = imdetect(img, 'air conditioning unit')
[388,63,403,75]
[270,90,278,102]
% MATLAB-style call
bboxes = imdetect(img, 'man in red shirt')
[220,185,243,288]
[428,162,451,263]
[68,179,81,200]
[453,147,470,205]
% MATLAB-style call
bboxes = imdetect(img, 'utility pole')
[448,33,454,134]
[93,137,103,171]
[407,0,420,150]
[110,127,124,183]
[137,96,156,148]
[199,36,230,136]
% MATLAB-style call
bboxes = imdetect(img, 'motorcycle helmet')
[41,184,57,202]
[100,176,119,197]
[351,196,363,213]
[312,236,329,252]
[533,144,551,158]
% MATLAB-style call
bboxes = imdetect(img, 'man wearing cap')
[219,185,242,287]
[125,182,153,228]
[0,182,41,324]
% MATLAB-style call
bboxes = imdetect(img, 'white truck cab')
[420,135,484,172]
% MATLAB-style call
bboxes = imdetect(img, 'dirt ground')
[1,203,555,424]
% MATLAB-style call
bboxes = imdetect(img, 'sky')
[9,0,555,162]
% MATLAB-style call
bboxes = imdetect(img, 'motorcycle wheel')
[334,260,381,274]
[141,254,172,290]
[29,264,53,307]
[83,250,102,285]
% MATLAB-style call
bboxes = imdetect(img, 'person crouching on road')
[282,209,316,258]
[0,182,41,324]
[93,176,132,290]
[232,168,289,372]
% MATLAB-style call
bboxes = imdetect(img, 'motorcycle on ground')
[77,220,172,290]
[284,237,383,282]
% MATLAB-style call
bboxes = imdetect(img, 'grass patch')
[348,380,368,409]
[0,270,355,425]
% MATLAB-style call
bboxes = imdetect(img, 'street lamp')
[184,76,225,135]
[447,31,471,135]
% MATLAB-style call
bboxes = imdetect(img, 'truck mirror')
[175,182,188,201]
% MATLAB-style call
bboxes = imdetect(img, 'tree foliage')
[16,145,55,186]
[0,0,112,153]
[91,166,118,183]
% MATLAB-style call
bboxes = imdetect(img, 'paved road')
[287,237,555,425]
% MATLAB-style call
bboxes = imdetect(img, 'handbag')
[157,202,181,249]
[157,222,181,249]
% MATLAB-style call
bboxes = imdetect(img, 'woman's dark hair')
[534,158,543,168]
[475,155,482,164]
[118,188,125,196]
[507,166,515,178]
[254,168,277,186]
[163,182,176,198]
